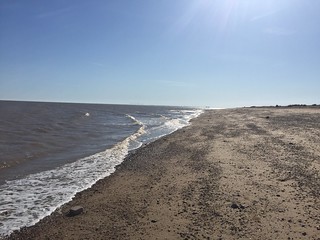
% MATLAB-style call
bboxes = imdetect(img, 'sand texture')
[4,108,320,240]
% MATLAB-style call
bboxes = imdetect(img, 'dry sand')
[4,107,320,240]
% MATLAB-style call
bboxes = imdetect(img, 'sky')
[0,0,319,108]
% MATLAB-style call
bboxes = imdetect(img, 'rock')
[67,206,84,217]
[230,202,245,209]
[230,203,239,209]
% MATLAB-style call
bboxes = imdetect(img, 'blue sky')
[0,0,319,107]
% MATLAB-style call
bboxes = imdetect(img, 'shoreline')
[5,107,320,239]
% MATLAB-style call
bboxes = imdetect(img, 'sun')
[193,0,280,31]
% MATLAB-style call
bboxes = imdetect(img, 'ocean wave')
[0,125,145,237]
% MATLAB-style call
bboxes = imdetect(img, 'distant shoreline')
[2,99,319,110]
[247,103,320,108]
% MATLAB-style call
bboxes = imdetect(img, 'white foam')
[126,114,143,126]
[134,109,204,143]
[0,125,145,237]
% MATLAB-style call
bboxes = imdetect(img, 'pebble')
[67,206,84,217]
[230,203,239,209]
[230,202,245,209]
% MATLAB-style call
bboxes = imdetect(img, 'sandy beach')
[5,107,320,240]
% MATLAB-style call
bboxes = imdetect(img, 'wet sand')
[5,108,320,240]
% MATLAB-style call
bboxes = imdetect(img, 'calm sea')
[0,100,202,237]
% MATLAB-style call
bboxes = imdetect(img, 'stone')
[230,202,245,209]
[230,203,239,209]
[67,206,84,217]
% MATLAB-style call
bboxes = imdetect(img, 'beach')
[5,107,320,240]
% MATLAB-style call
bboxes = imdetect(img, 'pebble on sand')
[67,206,84,217]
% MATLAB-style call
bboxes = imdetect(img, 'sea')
[0,100,203,237]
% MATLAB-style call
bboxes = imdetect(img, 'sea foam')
[0,125,145,237]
